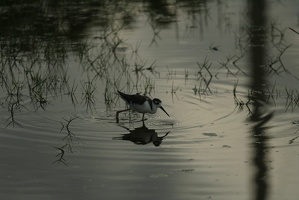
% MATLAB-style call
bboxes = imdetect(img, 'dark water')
[1,1,299,200]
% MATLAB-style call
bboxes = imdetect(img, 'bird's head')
[153,98,170,117]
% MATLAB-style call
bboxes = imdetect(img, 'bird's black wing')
[118,91,152,106]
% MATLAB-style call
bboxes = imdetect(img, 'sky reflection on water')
[1,1,299,200]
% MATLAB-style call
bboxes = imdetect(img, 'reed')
[285,88,299,111]
[80,80,97,113]
[53,116,80,165]
[233,80,251,112]
[196,57,213,94]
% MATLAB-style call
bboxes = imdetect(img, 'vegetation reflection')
[0,1,298,194]
[248,1,272,200]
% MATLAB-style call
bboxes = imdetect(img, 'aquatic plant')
[233,80,252,113]
[53,116,80,165]
[285,88,299,111]
[196,57,213,94]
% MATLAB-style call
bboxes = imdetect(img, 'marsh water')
[1,1,299,200]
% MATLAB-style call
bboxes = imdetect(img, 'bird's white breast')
[130,101,157,114]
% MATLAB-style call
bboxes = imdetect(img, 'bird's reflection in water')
[113,123,170,147]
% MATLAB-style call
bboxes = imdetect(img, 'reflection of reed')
[53,116,79,165]
[114,123,169,147]
[290,120,299,144]
[0,3,161,125]
[248,1,273,200]
[1,1,295,128]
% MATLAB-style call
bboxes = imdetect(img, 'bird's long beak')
[160,106,170,117]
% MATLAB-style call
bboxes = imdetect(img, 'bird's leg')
[142,118,145,127]
[116,109,130,123]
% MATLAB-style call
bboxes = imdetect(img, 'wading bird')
[116,91,170,123]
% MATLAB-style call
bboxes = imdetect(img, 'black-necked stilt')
[116,91,170,123]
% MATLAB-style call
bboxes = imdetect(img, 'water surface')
[1,1,299,200]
